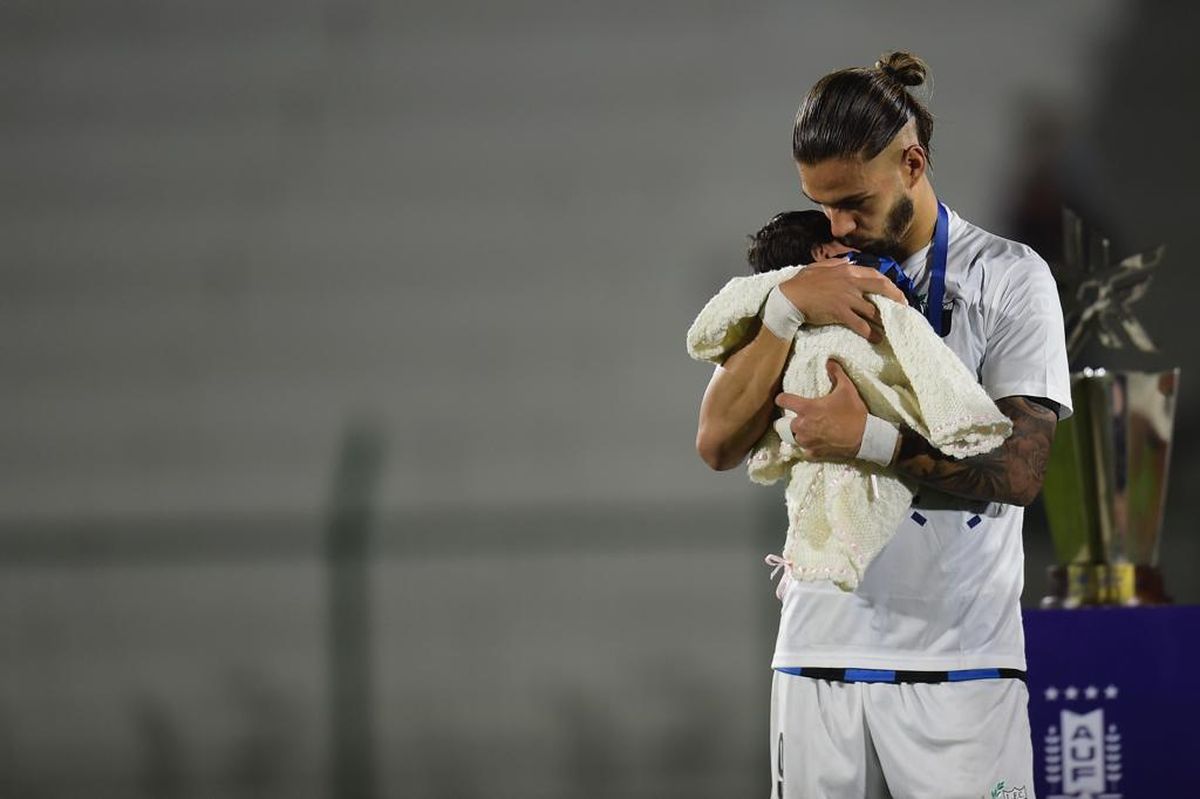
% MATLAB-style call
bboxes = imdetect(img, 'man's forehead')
[798,134,906,203]
[797,157,873,204]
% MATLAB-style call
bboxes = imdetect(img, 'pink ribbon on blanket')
[763,554,793,601]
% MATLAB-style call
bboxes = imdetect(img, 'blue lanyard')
[927,201,950,337]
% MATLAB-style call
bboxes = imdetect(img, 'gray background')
[2,1,1197,796]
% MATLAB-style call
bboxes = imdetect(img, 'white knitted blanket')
[687,265,1011,590]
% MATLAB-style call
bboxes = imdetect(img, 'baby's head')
[746,210,851,274]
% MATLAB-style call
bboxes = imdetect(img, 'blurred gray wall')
[0,0,1130,519]
[5,1,1198,797]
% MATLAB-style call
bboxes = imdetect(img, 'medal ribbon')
[926,201,949,337]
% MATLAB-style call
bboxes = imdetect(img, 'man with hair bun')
[696,51,1071,797]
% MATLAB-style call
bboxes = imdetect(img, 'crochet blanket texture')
[687,265,1012,590]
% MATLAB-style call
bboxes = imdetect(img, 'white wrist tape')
[856,414,899,466]
[761,286,806,340]
[773,411,797,446]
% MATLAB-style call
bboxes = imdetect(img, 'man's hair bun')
[794,50,935,164]
[875,51,927,88]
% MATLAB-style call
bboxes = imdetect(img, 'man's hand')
[774,360,868,459]
[778,259,907,342]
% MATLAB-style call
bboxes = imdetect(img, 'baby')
[746,210,851,273]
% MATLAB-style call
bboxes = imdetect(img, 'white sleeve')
[980,255,1074,419]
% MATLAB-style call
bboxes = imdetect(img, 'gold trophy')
[1041,210,1174,606]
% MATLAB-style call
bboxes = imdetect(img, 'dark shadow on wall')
[134,695,186,799]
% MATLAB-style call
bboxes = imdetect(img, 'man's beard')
[839,194,914,261]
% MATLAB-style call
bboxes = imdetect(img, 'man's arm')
[775,363,1059,506]
[696,320,790,470]
[695,261,907,471]
[891,395,1058,506]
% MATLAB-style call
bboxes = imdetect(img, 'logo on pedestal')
[1043,684,1122,799]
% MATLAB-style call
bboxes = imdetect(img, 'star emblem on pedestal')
[1104,684,1119,700]
[1044,686,1059,701]
[1084,685,1099,700]
[1064,686,1079,700]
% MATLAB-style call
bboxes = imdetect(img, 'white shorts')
[768,671,1035,799]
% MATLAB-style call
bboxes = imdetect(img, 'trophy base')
[1041,564,1172,608]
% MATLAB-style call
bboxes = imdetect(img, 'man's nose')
[827,209,856,239]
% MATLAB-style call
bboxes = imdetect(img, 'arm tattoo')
[894,396,1058,506]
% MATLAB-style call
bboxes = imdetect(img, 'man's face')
[797,149,914,261]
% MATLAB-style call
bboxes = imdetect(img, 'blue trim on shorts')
[947,668,1001,681]
[843,668,896,683]
[775,666,1024,684]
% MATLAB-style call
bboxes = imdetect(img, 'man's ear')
[900,144,927,188]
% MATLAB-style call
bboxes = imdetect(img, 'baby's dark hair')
[746,210,834,274]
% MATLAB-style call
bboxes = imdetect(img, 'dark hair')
[792,51,934,165]
[746,210,833,274]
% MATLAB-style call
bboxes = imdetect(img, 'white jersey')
[772,206,1072,672]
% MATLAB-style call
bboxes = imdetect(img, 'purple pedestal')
[1023,606,1200,798]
